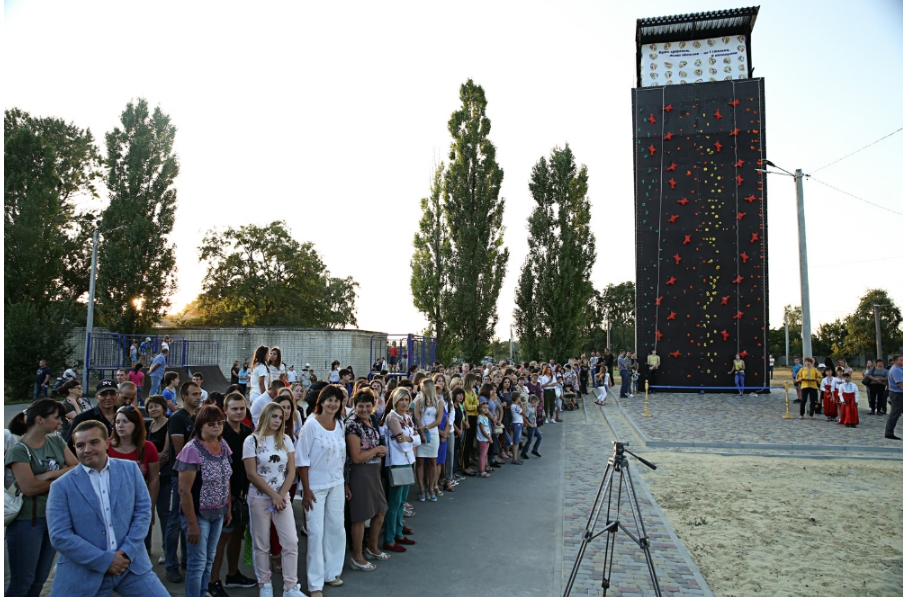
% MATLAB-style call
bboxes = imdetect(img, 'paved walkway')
[615,392,902,455]
[562,394,713,597]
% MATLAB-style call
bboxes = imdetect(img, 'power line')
[805,175,903,218]
[809,126,903,174]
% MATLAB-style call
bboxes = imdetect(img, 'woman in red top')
[128,362,146,404]
[109,405,160,547]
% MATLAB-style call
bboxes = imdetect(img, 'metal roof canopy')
[635,6,760,88]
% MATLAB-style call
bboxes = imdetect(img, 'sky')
[5,0,903,341]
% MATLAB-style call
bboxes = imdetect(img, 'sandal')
[480,471,492,478]
[428,493,438,502]
[434,487,443,496]
[349,558,377,572]
[418,492,426,502]
[364,547,390,560]
[325,577,344,587]
[383,542,406,553]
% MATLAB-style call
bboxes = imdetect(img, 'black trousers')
[885,392,903,437]
[460,415,477,469]
[800,387,818,417]
[868,384,888,413]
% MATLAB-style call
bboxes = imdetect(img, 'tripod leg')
[623,465,663,597]
[563,462,615,597]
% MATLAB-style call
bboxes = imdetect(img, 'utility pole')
[795,169,813,360]
[82,224,126,391]
[784,308,790,367]
[874,304,883,362]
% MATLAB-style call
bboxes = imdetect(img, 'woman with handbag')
[381,387,419,553]
[297,385,349,597]
[5,399,78,597]
[174,405,234,597]
[208,392,256,595]
[345,389,389,571]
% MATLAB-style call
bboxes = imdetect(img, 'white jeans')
[304,484,345,591]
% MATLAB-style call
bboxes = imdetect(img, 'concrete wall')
[68,326,386,380]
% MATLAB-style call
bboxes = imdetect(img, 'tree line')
[410,80,634,364]
[770,289,902,361]
[4,102,356,398]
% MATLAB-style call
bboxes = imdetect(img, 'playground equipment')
[369,333,436,379]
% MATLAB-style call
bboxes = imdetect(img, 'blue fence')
[369,333,436,375]
[86,332,219,380]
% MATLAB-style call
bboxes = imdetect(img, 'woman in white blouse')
[248,345,270,405]
[296,385,349,597]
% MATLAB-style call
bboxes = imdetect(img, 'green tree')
[812,318,847,359]
[196,221,358,328]
[599,282,636,350]
[768,305,803,360]
[514,257,540,360]
[96,99,179,335]
[443,80,509,363]
[579,286,610,354]
[4,109,102,398]
[842,289,902,358]
[514,145,595,362]
[411,163,453,362]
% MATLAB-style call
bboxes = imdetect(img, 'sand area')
[642,452,903,596]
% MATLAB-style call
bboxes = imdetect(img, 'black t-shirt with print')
[168,408,196,464]
[222,422,252,495]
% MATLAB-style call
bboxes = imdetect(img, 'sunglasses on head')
[117,406,137,413]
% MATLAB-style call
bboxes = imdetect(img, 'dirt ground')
[643,453,903,597]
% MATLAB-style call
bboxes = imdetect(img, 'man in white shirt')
[287,365,297,383]
[46,421,168,597]
[250,380,283,426]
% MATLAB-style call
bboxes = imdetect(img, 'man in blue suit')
[46,420,169,597]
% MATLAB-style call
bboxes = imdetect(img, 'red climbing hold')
[666,311,677,320]
[669,349,682,358]
[668,215,679,223]
[714,141,722,152]
[666,277,677,285]
[721,296,730,305]
[648,145,657,156]
[721,330,730,341]
[673,253,682,264]
[667,162,677,172]
[648,113,657,125]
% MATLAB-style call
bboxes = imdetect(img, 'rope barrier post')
[642,380,652,417]
[782,381,794,419]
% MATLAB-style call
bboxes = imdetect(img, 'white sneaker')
[157,555,165,565]
[284,584,306,597]
[549,419,557,424]
[259,583,273,597]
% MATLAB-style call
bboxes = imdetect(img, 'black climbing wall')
[633,78,769,392]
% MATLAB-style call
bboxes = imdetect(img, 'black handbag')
[231,490,250,527]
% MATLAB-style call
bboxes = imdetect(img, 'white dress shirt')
[82,460,117,551]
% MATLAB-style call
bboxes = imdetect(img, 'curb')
[593,392,715,597]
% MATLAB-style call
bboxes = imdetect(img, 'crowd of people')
[790,354,903,439]
[6,347,609,597]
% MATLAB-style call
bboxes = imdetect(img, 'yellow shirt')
[798,366,819,389]
[463,390,479,417]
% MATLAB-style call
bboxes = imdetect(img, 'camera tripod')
[563,441,662,597]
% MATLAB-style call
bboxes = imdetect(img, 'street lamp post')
[82,224,126,390]
[756,161,812,359]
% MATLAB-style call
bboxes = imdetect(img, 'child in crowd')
[476,402,492,478]
[837,372,860,428]
[595,366,610,406]
[521,395,541,459]
[162,371,180,415]
[510,393,525,465]
[820,368,840,422]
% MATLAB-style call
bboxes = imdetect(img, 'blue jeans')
[181,515,224,597]
[522,426,542,455]
[165,476,188,572]
[147,476,172,551]
[620,371,630,397]
[33,383,49,402]
[511,423,523,451]
[149,376,163,397]
[93,567,170,597]
[6,518,56,597]
[591,368,598,387]
[735,372,746,393]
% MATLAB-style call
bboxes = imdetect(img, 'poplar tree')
[515,145,595,362]
[411,163,453,362]
[96,99,179,334]
[444,80,509,363]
